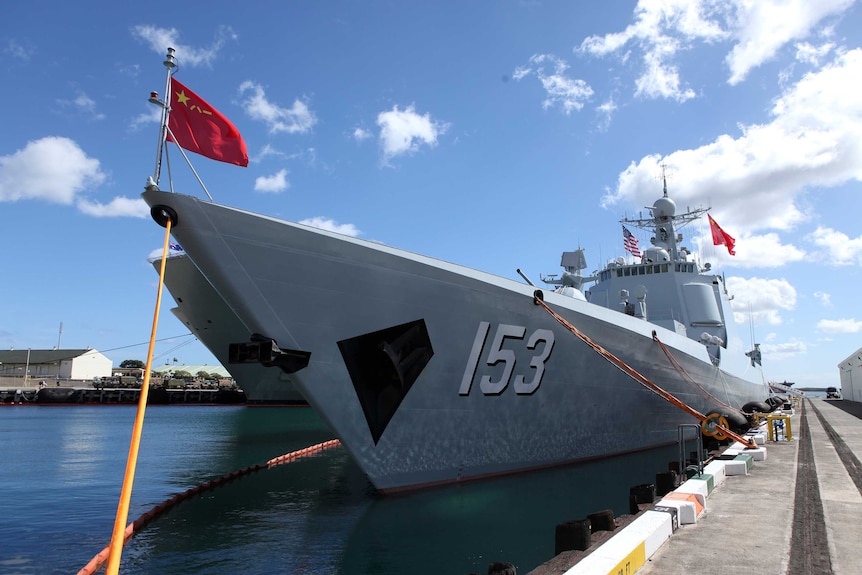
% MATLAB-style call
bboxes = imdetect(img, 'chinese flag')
[167,79,248,167]
[708,214,736,255]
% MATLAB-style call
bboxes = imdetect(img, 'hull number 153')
[459,322,555,396]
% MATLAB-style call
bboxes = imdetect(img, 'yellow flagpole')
[105,216,173,574]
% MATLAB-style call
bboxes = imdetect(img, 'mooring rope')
[104,217,173,575]
[651,333,745,415]
[77,439,341,575]
[531,290,755,448]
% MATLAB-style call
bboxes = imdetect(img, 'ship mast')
[621,166,708,263]
[150,48,177,187]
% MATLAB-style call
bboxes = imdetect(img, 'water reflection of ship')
[338,443,683,574]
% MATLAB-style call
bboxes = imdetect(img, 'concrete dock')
[638,397,862,575]
[528,398,861,575]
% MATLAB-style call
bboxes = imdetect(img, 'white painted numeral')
[459,322,490,396]
[459,323,555,396]
[513,328,554,394]
[480,324,526,395]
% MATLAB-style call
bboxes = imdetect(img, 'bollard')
[630,483,656,504]
[487,561,516,575]
[629,493,639,515]
[587,509,616,532]
[656,470,677,496]
[555,518,591,554]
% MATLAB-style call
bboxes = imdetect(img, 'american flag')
[622,226,642,258]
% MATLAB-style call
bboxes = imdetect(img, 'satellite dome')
[653,197,676,219]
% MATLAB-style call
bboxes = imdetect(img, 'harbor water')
[1,405,685,574]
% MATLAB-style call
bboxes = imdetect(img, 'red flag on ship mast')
[167,78,248,167]
[708,214,736,255]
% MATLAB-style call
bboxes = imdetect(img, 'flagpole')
[164,124,215,202]
[151,48,177,186]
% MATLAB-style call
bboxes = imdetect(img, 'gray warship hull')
[155,253,306,404]
[143,189,768,492]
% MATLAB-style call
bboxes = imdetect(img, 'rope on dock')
[531,290,756,448]
[77,439,342,575]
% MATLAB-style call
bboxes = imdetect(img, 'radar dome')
[653,197,676,219]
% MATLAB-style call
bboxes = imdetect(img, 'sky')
[2,0,861,389]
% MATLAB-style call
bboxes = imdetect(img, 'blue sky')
[2,1,861,389]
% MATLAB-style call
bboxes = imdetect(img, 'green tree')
[120,359,145,369]
[196,371,211,379]
[173,370,193,379]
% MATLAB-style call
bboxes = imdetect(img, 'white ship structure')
[152,251,307,405]
[142,178,769,492]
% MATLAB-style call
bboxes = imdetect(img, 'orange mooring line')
[532,291,756,449]
[104,217,173,575]
[652,333,743,414]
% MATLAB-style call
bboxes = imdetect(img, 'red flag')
[708,214,736,255]
[167,79,248,167]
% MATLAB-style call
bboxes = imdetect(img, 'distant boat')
[143,175,769,492]
[152,251,307,405]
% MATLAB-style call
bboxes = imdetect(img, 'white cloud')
[635,52,696,102]
[239,81,316,135]
[377,105,447,163]
[5,39,33,61]
[254,169,289,193]
[807,227,862,265]
[694,231,806,269]
[0,137,106,204]
[131,25,237,67]
[726,0,852,84]
[813,291,832,306]
[577,0,854,96]
[77,196,149,218]
[252,144,295,163]
[596,97,618,130]
[795,41,836,66]
[129,107,162,131]
[513,54,594,113]
[57,91,105,121]
[761,338,808,359]
[353,127,372,141]
[299,217,361,237]
[603,49,862,264]
[578,0,723,101]
[817,318,862,333]
[727,276,796,325]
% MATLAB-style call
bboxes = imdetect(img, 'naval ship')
[143,178,769,492]
[152,250,307,405]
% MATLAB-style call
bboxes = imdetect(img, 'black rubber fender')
[764,396,784,411]
[703,409,751,437]
[742,401,772,414]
